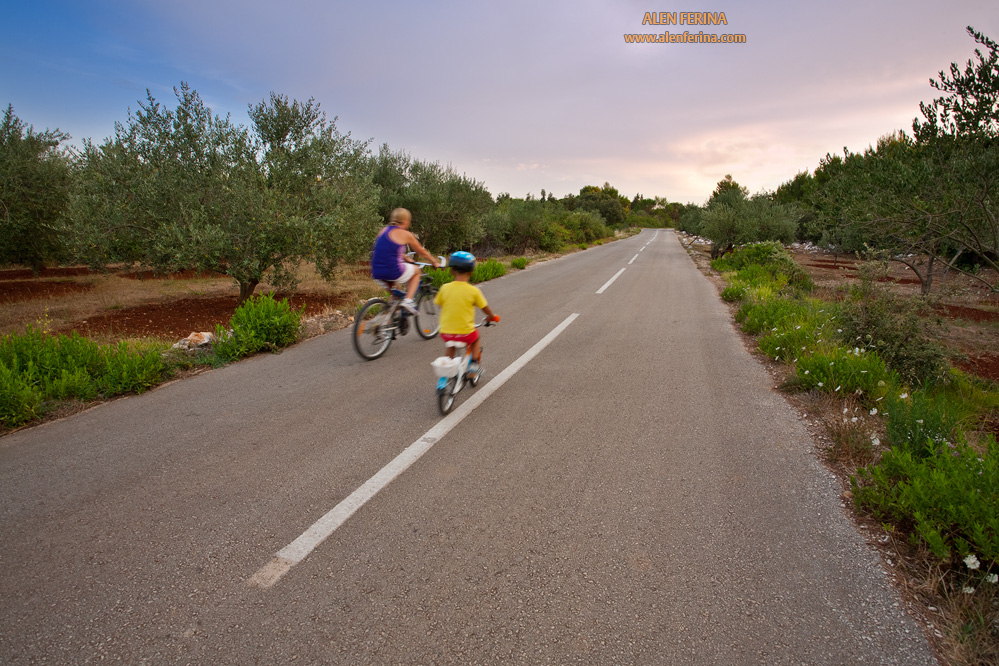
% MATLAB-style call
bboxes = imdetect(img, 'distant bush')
[511,257,529,270]
[538,222,570,253]
[712,242,813,293]
[478,200,609,254]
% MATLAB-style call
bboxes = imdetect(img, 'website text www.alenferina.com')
[624,11,746,44]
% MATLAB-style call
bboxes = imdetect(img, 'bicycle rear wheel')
[437,377,457,415]
[415,287,440,339]
[353,298,393,360]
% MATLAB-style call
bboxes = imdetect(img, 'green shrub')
[426,266,453,289]
[471,258,507,283]
[47,366,99,401]
[759,321,822,363]
[427,259,507,288]
[737,298,811,335]
[212,293,304,362]
[561,210,611,244]
[720,284,746,302]
[852,435,998,566]
[752,299,835,361]
[511,257,529,270]
[538,222,570,253]
[99,341,168,394]
[0,326,168,427]
[711,242,813,293]
[795,346,899,401]
[0,361,43,427]
[837,265,948,387]
[883,390,965,458]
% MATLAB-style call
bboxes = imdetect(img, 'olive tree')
[371,144,492,253]
[0,105,72,271]
[248,93,380,283]
[910,26,999,289]
[69,84,379,301]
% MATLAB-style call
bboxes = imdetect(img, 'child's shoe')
[467,361,480,379]
[401,298,418,315]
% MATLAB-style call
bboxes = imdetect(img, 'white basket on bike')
[431,356,461,378]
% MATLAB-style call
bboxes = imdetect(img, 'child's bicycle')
[431,317,497,415]
[352,257,444,361]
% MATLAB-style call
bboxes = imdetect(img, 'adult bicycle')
[352,257,443,360]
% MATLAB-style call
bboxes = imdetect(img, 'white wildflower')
[870,408,878,416]
[963,586,975,594]
[851,417,859,423]
[964,554,981,570]
[835,386,841,391]
[900,392,908,399]
[986,574,998,584]
[871,436,880,446]
[818,382,824,387]
[916,419,923,424]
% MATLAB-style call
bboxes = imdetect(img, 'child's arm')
[481,305,499,322]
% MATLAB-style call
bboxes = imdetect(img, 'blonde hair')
[389,208,411,225]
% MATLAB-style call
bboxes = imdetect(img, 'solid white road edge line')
[596,268,626,294]
[247,312,581,589]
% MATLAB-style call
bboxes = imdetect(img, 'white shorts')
[374,262,418,289]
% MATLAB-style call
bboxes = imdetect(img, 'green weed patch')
[0,327,168,427]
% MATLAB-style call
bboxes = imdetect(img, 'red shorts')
[441,331,479,345]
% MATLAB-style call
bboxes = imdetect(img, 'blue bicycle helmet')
[448,251,476,272]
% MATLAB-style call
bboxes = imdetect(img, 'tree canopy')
[0,105,72,272]
[69,84,380,301]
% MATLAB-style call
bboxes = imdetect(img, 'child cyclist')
[435,251,499,385]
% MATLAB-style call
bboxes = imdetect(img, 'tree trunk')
[238,279,259,304]
[941,248,963,287]
[921,255,934,296]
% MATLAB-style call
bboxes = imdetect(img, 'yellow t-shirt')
[435,280,487,335]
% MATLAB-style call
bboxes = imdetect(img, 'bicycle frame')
[352,256,445,361]
[433,318,492,415]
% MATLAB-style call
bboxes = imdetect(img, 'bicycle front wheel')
[353,298,393,360]
[415,288,440,339]
[437,377,457,415]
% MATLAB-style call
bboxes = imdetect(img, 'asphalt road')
[0,230,938,664]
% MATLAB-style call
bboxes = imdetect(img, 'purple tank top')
[371,227,405,281]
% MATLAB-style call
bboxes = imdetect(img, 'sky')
[3,0,997,205]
